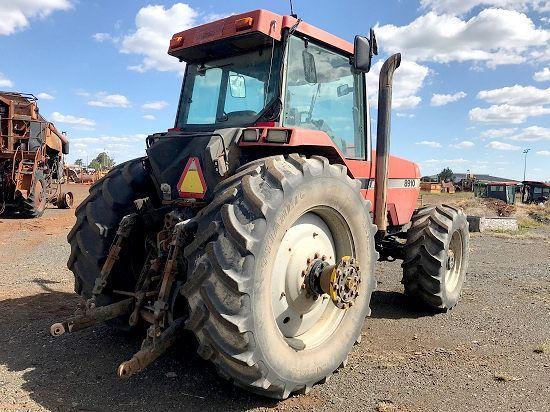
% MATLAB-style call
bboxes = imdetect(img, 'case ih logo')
[177,157,207,199]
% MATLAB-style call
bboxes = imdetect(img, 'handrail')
[10,145,23,183]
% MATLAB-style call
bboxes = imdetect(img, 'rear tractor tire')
[402,204,469,311]
[183,154,377,399]
[67,158,154,309]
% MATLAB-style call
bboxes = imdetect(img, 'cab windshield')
[177,45,281,130]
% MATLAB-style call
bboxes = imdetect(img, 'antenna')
[289,0,298,18]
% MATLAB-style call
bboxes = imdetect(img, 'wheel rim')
[64,192,74,208]
[271,209,353,350]
[445,230,463,294]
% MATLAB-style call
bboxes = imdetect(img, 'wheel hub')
[447,250,455,270]
[305,256,361,310]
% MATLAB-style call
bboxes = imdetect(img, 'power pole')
[522,148,530,182]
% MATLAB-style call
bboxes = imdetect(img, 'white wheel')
[271,211,350,349]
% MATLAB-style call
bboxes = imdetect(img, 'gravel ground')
[0,186,549,412]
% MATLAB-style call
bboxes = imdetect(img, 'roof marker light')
[170,36,184,49]
[235,17,254,32]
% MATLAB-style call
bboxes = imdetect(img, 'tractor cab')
[522,181,550,204]
[170,10,368,160]
[474,181,518,205]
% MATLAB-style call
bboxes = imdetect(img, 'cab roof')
[168,9,354,62]
[522,181,550,187]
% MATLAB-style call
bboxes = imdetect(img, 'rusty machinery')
[52,10,470,399]
[0,92,73,217]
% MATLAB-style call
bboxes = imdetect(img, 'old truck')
[0,92,73,217]
[51,10,470,399]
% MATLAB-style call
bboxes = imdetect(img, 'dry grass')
[534,343,550,354]
[494,372,522,382]
[421,192,550,234]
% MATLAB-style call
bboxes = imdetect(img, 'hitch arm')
[50,298,133,336]
[117,318,184,379]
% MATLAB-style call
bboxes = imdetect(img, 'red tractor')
[52,10,469,399]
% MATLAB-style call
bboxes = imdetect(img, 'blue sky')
[0,0,549,180]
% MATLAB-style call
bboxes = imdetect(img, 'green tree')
[88,152,115,170]
[75,159,83,166]
[438,167,455,182]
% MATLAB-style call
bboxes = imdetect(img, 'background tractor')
[0,92,73,217]
[53,10,470,399]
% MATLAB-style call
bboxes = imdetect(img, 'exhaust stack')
[374,53,401,234]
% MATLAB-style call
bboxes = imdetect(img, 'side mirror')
[229,74,246,98]
[302,50,317,84]
[353,29,378,73]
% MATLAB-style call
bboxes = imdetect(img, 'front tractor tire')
[183,154,377,399]
[402,205,469,311]
[67,158,154,304]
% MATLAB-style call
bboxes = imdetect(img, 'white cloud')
[486,141,522,150]
[420,0,550,15]
[477,84,550,106]
[141,100,168,110]
[0,72,13,87]
[142,114,156,120]
[72,134,146,144]
[430,91,467,106]
[88,93,131,108]
[450,140,475,148]
[416,140,442,148]
[92,32,115,42]
[120,4,199,75]
[422,158,470,164]
[508,125,550,141]
[116,5,232,74]
[0,0,72,36]
[481,128,517,138]
[536,150,550,155]
[375,9,550,68]
[533,67,550,81]
[36,92,54,100]
[397,113,415,118]
[69,134,147,163]
[50,112,96,127]
[367,60,429,109]
[469,104,550,123]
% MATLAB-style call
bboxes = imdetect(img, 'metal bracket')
[91,213,138,299]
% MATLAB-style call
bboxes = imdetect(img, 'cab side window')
[283,36,365,159]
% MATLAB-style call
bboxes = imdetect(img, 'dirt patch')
[421,192,550,236]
